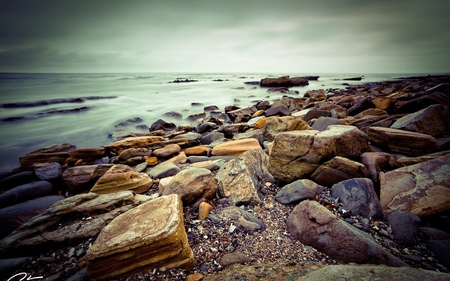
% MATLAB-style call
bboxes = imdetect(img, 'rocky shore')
[1,74,450,281]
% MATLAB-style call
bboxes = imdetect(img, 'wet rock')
[380,154,450,217]
[62,164,114,193]
[227,106,257,121]
[304,110,331,122]
[146,161,180,179]
[391,104,450,137]
[0,181,53,208]
[34,162,62,181]
[386,210,420,245]
[196,122,217,134]
[261,76,308,87]
[311,156,367,187]
[86,194,194,281]
[164,111,182,119]
[331,178,383,218]
[91,164,152,194]
[216,149,274,205]
[268,125,369,182]
[0,195,64,239]
[219,252,251,267]
[19,143,76,168]
[105,136,165,156]
[275,179,325,204]
[0,171,36,192]
[161,168,218,205]
[220,206,265,232]
[311,117,346,131]
[367,126,438,156]
[149,118,177,132]
[211,138,262,157]
[287,200,406,266]
[152,143,181,158]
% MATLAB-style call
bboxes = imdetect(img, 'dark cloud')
[0,0,449,73]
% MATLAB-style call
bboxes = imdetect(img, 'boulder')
[288,118,312,131]
[227,106,257,121]
[91,165,152,194]
[299,264,450,281]
[105,136,165,156]
[0,171,36,192]
[287,200,406,266]
[360,152,395,190]
[386,210,420,245]
[19,143,76,168]
[390,104,450,137]
[173,132,201,145]
[0,181,53,208]
[216,149,274,205]
[263,116,293,141]
[348,97,374,116]
[200,132,225,145]
[146,161,180,179]
[0,257,32,279]
[149,118,177,132]
[34,162,62,181]
[268,125,369,183]
[0,195,64,239]
[211,138,262,157]
[331,178,383,218]
[219,123,249,138]
[380,154,450,217]
[118,148,152,161]
[66,148,106,165]
[265,105,291,117]
[161,168,218,205]
[275,179,325,204]
[62,164,114,193]
[219,206,265,232]
[367,126,438,156]
[304,110,331,122]
[311,156,367,187]
[152,144,181,158]
[311,117,346,131]
[260,76,291,87]
[86,194,194,281]
[372,96,396,112]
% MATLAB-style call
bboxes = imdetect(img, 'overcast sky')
[1,0,449,74]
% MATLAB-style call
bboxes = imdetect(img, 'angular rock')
[263,116,293,141]
[372,96,396,112]
[216,149,274,205]
[380,154,450,217]
[311,117,346,131]
[86,194,194,281]
[118,148,152,161]
[147,161,180,179]
[220,206,265,232]
[287,200,406,266]
[198,202,213,221]
[162,168,218,205]
[348,97,374,116]
[91,164,152,194]
[19,143,76,168]
[173,132,201,145]
[288,117,312,131]
[34,162,62,181]
[331,178,383,218]
[200,131,225,145]
[275,179,325,204]
[105,136,165,156]
[391,104,450,137]
[66,148,106,165]
[386,210,420,245]
[152,143,181,158]
[396,150,450,167]
[0,257,32,279]
[367,126,438,156]
[265,105,291,117]
[211,138,262,157]
[149,118,177,132]
[62,164,114,193]
[219,123,249,138]
[304,110,331,122]
[0,181,53,208]
[227,106,257,121]
[233,128,265,145]
[311,156,367,187]
[360,152,395,189]
[268,125,369,182]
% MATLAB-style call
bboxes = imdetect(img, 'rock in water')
[90,164,152,194]
[380,154,450,217]
[86,194,194,281]
[287,200,406,267]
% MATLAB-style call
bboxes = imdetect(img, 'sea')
[0,72,425,171]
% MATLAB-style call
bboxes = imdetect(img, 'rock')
[304,110,331,122]
[380,154,450,217]
[219,123,249,138]
[198,202,213,220]
[268,125,369,183]
[118,148,152,161]
[162,168,218,205]
[91,164,152,194]
[0,257,32,279]
[216,149,274,205]
[184,145,209,156]
[233,128,265,145]
[263,116,293,142]
[260,76,290,87]
[299,264,450,281]
[227,106,257,121]
[331,178,383,218]
[351,109,390,129]
[147,161,180,179]
[211,138,262,157]
[0,181,53,208]
[105,136,164,156]
[66,148,106,165]
[311,156,367,187]
[62,164,114,193]
[386,210,420,245]
[287,200,406,266]
[367,126,438,156]
[390,104,450,137]
[200,131,225,145]
[419,227,450,240]
[425,240,450,270]
[220,206,265,232]
[187,273,204,281]
[348,97,374,116]
[152,144,181,158]
[289,118,312,131]
[0,191,147,254]
[86,194,194,281]
[275,179,325,204]
[19,143,76,168]
[397,92,450,114]
[360,152,395,190]
[0,171,36,192]
[196,122,217,134]
[396,150,450,167]
[372,96,396,112]
[34,162,62,181]
[219,252,251,267]
[265,105,291,117]
[311,117,346,131]
[0,195,64,239]
[149,118,177,132]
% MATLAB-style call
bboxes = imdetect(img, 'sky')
[1,0,449,74]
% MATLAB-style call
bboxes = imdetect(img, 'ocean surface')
[0,72,419,171]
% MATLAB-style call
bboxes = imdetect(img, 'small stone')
[219,252,251,267]
[198,202,213,221]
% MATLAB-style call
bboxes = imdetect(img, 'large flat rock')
[90,164,152,194]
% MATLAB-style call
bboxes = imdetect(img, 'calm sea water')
[0,72,415,171]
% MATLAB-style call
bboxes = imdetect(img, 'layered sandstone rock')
[90,164,152,194]
[211,138,262,157]
[62,164,114,193]
[86,194,194,281]
[105,136,165,156]
[19,143,76,168]
[311,156,367,187]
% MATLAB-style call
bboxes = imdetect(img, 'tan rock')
[91,164,152,194]
[253,117,272,129]
[118,148,152,161]
[372,96,396,112]
[105,136,165,156]
[66,148,106,165]
[288,117,312,131]
[157,176,173,194]
[380,154,450,217]
[153,143,181,158]
[311,156,367,187]
[198,202,213,220]
[263,116,294,141]
[252,109,265,117]
[86,194,194,281]
[211,138,262,157]
[367,126,438,156]
[185,146,209,156]
[145,156,159,166]
[20,143,76,168]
